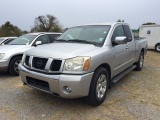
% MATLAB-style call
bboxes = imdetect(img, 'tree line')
[0,16,157,37]
[0,14,62,37]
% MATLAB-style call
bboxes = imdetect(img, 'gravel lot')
[0,50,160,120]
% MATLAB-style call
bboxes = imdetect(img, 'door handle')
[126,46,129,50]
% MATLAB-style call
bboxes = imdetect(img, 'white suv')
[0,32,61,75]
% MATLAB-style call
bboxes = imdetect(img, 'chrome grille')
[25,56,30,66]
[50,60,62,71]
[32,57,48,70]
[24,55,63,73]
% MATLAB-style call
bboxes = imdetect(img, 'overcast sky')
[0,0,159,31]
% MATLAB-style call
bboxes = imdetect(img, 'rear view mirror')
[114,36,127,44]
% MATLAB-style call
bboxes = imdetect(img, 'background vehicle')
[0,32,61,75]
[0,37,17,45]
[139,24,160,52]
[19,22,147,106]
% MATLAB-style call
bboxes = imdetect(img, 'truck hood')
[26,43,100,59]
[0,45,30,53]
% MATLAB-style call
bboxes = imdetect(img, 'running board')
[112,65,136,84]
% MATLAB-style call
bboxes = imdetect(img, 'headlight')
[0,53,5,60]
[63,57,91,71]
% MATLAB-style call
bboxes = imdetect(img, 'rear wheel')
[84,67,109,106]
[9,56,22,76]
[135,51,144,71]
[155,44,160,52]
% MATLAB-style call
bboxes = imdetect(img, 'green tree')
[22,30,29,35]
[63,28,69,32]
[31,15,62,32]
[0,21,22,37]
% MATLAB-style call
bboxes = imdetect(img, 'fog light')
[64,86,72,93]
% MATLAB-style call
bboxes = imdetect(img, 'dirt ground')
[0,50,160,120]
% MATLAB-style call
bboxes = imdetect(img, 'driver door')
[112,25,129,76]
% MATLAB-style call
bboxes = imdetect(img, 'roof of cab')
[26,32,62,36]
[72,22,129,27]
[0,37,17,39]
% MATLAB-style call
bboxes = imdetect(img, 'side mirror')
[114,36,127,45]
[35,41,42,46]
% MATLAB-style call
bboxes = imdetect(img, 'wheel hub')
[14,60,21,73]
[96,74,107,99]
[156,45,160,51]
[140,54,144,68]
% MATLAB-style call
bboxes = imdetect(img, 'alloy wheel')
[14,60,21,73]
[96,74,107,99]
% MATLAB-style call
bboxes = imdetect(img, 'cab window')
[123,25,132,42]
[48,34,61,43]
[36,35,49,44]
[111,25,125,41]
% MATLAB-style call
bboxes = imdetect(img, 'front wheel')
[84,67,109,106]
[135,51,144,71]
[9,56,22,76]
[155,44,160,52]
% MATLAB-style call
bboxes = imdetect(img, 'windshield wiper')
[68,39,96,45]
[55,39,97,46]
[9,44,23,45]
[55,39,68,42]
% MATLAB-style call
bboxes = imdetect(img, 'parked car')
[0,37,17,45]
[19,22,147,106]
[139,24,160,52]
[0,32,61,75]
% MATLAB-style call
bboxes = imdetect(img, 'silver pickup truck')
[0,32,61,75]
[19,22,147,106]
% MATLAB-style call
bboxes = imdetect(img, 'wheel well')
[141,48,144,53]
[154,43,160,52]
[155,43,160,47]
[95,63,111,87]
[9,54,23,65]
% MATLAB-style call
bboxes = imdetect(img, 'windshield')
[57,25,110,46]
[8,34,37,45]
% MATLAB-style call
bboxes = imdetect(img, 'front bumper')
[19,63,94,98]
[0,60,8,72]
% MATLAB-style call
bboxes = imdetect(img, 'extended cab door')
[112,25,129,76]
[123,25,135,66]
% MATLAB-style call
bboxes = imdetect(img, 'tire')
[9,56,22,76]
[155,44,160,52]
[135,51,144,71]
[84,67,109,106]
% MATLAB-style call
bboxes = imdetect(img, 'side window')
[111,25,125,41]
[48,34,61,43]
[123,25,132,42]
[36,35,49,44]
[4,38,14,44]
